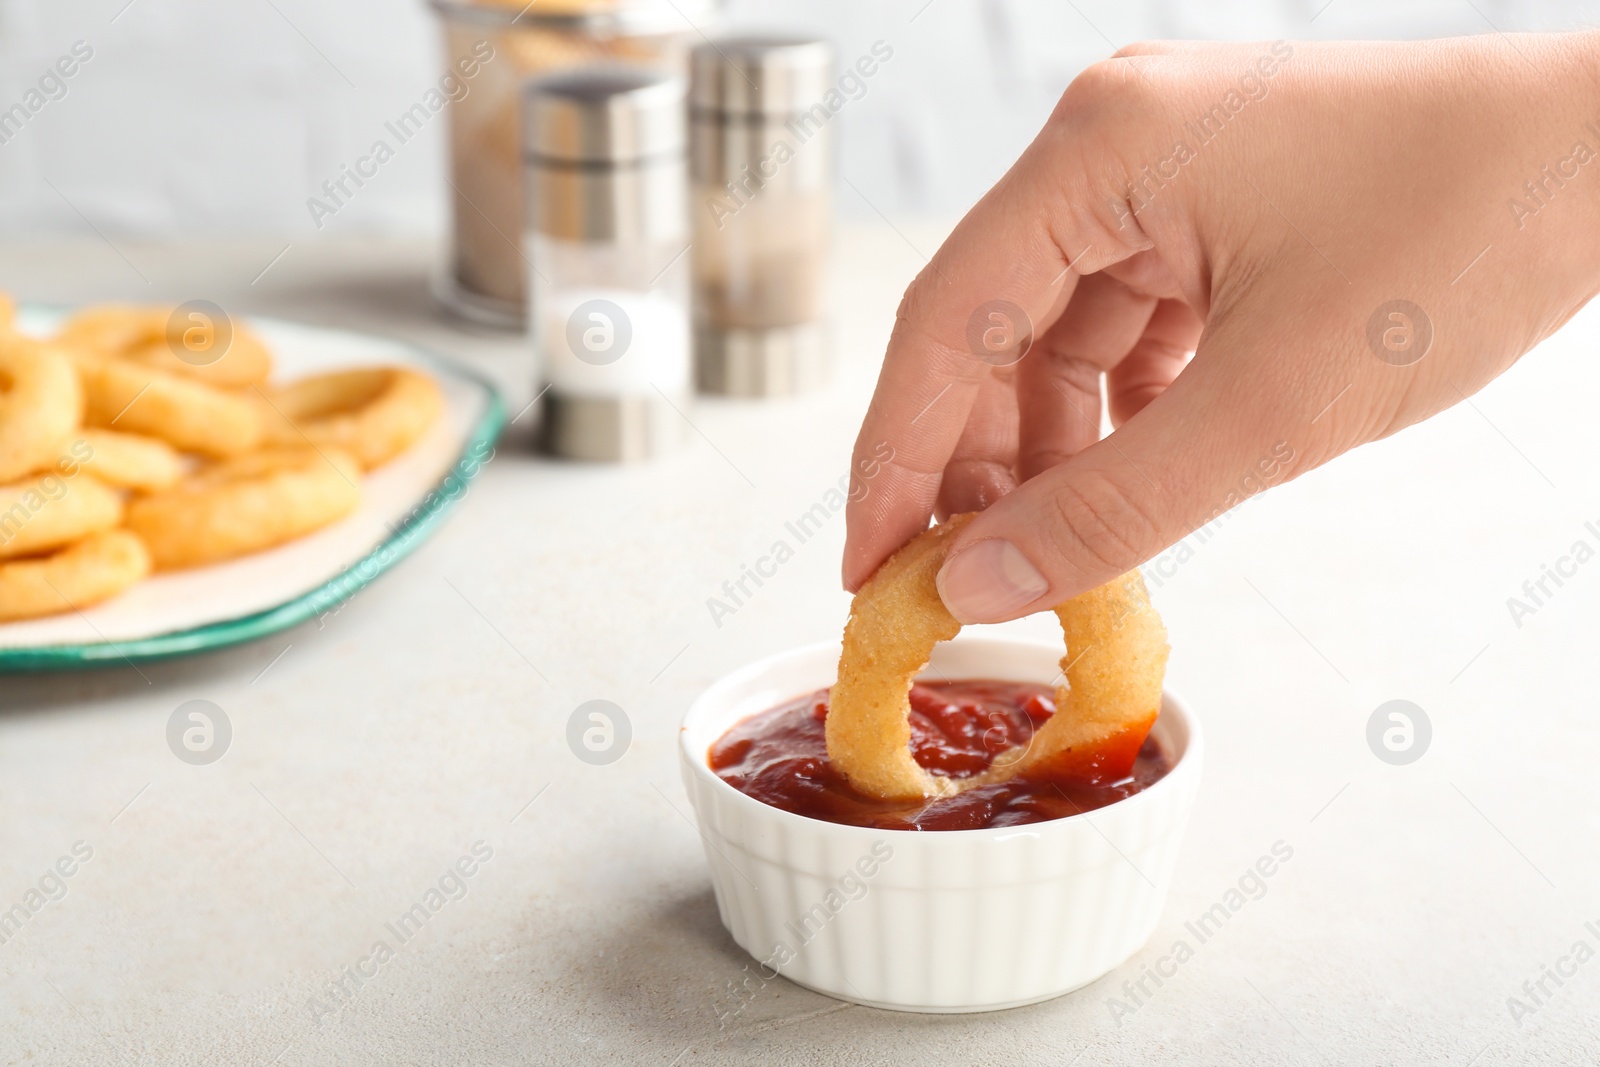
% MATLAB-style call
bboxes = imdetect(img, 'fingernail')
[936,539,1050,624]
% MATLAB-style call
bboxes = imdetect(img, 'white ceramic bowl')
[679,636,1204,1013]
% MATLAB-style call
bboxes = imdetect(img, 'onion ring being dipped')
[0,473,122,561]
[56,304,272,388]
[73,354,263,458]
[0,530,151,622]
[0,335,82,483]
[126,446,361,569]
[825,514,1169,801]
[257,367,444,469]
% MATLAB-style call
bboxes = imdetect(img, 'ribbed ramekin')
[679,636,1203,1013]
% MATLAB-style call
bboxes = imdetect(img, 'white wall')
[0,0,1594,237]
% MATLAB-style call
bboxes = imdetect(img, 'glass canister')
[524,67,690,461]
[689,36,834,397]
[430,0,711,328]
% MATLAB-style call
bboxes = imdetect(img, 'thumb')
[934,338,1310,623]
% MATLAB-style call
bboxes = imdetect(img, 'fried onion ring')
[73,353,263,458]
[56,304,272,388]
[49,430,184,492]
[826,514,1169,801]
[0,335,82,483]
[0,530,151,622]
[0,473,122,561]
[126,447,361,569]
[257,367,443,469]
[56,305,161,353]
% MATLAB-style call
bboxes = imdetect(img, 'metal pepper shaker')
[523,67,690,461]
[689,36,834,397]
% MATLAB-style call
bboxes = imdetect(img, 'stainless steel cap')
[524,67,685,165]
[433,0,715,37]
[695,322,829,397]
[689,36,834,117]
[540,391,687,461]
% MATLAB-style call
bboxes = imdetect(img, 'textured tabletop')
[1,228,1598,1066]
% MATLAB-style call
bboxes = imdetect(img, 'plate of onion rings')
[0,300,505,671]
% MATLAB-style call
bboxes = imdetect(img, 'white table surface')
[2,228,1598,1066]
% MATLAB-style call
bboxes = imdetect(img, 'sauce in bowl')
[710,679,1171,831]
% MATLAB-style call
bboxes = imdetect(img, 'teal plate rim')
[0,316,509,673]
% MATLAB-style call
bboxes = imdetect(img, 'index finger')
[841,88,1148,591]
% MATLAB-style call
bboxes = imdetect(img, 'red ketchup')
[709,679,1171,831]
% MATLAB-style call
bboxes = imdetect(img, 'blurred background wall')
[0,0,1594,237]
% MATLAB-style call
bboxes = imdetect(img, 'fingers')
[928,281,1189,520]
[1106,299,1201,427]
[935,371,1019,519]
[935,315,1301,623]
[1016,272,1158,482]
[840,249,1066,593]
[842,67,1157,592]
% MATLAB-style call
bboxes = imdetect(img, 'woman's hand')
[842,33,1600,622]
